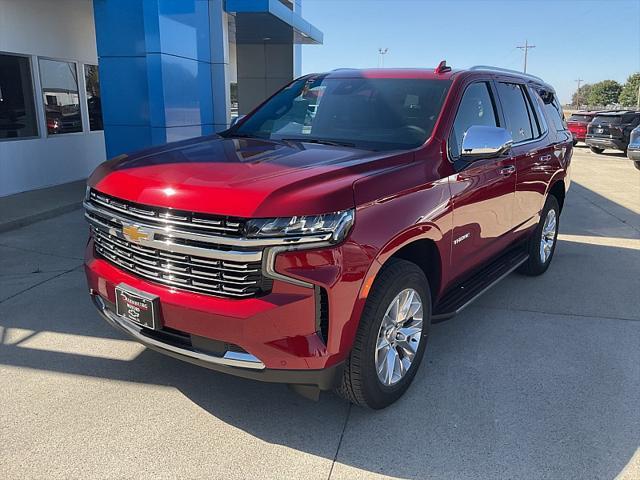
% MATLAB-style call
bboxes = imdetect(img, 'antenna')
[435,60,451,74]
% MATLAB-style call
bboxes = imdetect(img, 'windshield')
[226,75,452,151]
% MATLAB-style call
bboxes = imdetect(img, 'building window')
[0,53,38,139]
[84,64,103,131]
[39,58,83,135]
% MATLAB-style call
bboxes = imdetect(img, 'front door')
[447,81,517,281]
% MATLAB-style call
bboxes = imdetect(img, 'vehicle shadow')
[1,236,639,479]
[1,176,639,478]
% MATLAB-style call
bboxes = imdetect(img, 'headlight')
[245,209,354,243]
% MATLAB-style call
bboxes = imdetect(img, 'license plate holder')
[115,283,160,330]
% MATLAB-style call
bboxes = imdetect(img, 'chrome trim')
[84,200,333,248]
[85,209,262,263]
[262,245,316,288]
[460,125,513,158]
[93,295,266,370]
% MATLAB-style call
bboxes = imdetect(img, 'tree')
[619,73,640,108]
[587,80,622,107]
[572,83,592,107]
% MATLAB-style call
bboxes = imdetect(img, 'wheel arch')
[547,178,566,213]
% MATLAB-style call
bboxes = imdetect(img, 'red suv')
[84,65,572,408]
[567,111,600,145]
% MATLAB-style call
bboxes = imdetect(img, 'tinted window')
[231,75,452,151]
[568,114,593,123]
[592,115,621,125]
[448,82,498,158]
[497,82,535,142]
[39,58,83,135]
[545,97,567,131]
[0,54,38,139]
[84,64,103,131]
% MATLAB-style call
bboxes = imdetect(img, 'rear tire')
[590,146,605,154]
[336,258,431,409]
[634,161,640,171]
[518,195,560,276]
[572,139,578,146]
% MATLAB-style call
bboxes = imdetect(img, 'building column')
[93,0,223,157]
[236,42,294,115]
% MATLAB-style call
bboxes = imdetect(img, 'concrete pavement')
[0,147,638,479]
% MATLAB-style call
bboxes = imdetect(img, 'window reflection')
[84,64,103,131]
[39,58,83,135]
[0,54,38,139]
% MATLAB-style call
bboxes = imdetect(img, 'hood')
[89,135,413,218]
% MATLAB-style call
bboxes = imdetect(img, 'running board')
[432,248,529,321]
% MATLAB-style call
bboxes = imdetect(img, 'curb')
[0,202,83,234]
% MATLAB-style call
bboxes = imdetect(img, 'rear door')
[448,80,517,279]
[495,82,557,232]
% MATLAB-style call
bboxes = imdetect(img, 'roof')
[595,110,639,116]
[323,65,552,89]
[326,68,458,80]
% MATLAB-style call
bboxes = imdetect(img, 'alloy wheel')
[374,288,424,386]
[539,209,557,263]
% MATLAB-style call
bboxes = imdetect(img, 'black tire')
[634,161,640,171]
[572,139,578,146]
[336,258,431,409]
[590,146,605,154]
[518,195,560,276]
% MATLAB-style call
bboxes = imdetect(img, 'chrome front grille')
[85,189,269,298]
[88,189,245,236]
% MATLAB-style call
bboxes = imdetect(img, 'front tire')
[518,195,560,276]
[336,258,431,409]
[634,161,640,171]
[590,146,605,154]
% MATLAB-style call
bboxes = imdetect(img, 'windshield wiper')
[281,138,356,148]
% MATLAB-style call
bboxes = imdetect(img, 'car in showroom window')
[39,58,83,135]
[0,53,38,140]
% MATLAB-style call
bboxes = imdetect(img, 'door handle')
[539,154,552,163]
[499,165,516,176]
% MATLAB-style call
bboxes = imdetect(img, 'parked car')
[627,125,640,170]
[585,110,640,154]
[567,111,601,145]
[84,64,572,408]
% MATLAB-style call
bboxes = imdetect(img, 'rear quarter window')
[592,115,621,125]
[568,114,593,123]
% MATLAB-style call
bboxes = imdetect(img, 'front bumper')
[585,136,627,151]
[85,237,370,388]
[627,146,640,161]
[91,294,343,389]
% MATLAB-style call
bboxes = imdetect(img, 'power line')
[516,40,536,73]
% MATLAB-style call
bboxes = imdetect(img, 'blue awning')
[225,0,323,44]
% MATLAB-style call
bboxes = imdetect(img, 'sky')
[300,0,640,104]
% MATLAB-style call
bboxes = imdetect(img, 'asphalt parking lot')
[1,147,638,480]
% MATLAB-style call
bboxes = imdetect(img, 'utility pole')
[575,78,584,107]
[516,40,536,73]
[378,48,388,68]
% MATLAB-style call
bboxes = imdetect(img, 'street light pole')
[378,48,388,68]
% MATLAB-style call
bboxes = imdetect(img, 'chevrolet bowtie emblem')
[122,224,150,243]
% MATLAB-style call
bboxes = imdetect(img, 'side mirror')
[230,115,246,127]
[460,125,513,159]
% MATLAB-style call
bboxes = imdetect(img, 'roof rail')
[469,65,545,83]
